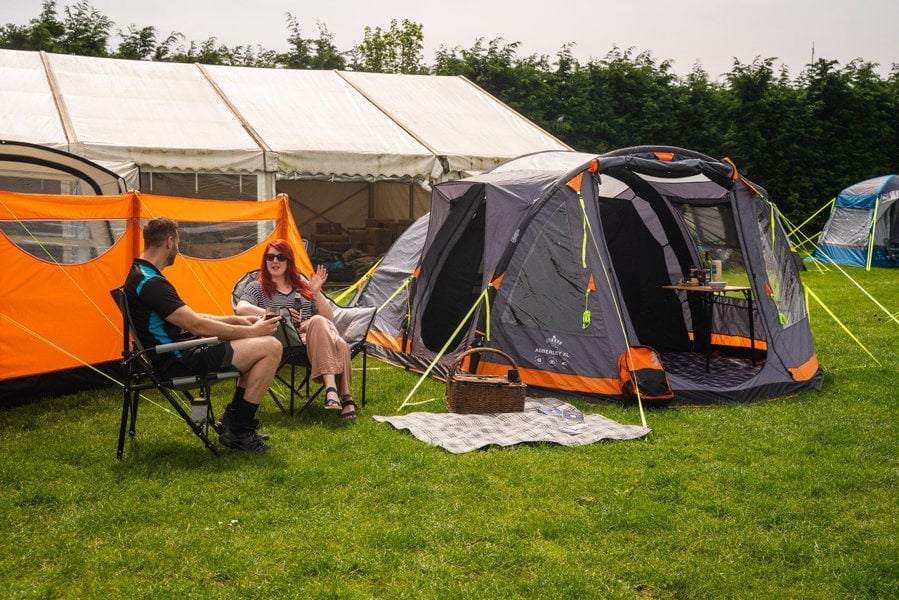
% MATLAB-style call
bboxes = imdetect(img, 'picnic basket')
[446,347,526,414]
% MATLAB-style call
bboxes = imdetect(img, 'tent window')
[141,172,258,200]
[0,175,63,194]
[755,200,806,327]
[500,203,585,333]
[674,202,747,285]
[0,219,127,264]
[821,207,873,246]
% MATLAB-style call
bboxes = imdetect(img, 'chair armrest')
[155,337,221,355]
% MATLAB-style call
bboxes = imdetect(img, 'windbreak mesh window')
[0,219,127,264]
[757,201,806,327]
[500,203,585,333]
[674,202,747,285]
[151,220,275,259]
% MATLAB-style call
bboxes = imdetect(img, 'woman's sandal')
[340,398,357,420]
[324,386,341,410]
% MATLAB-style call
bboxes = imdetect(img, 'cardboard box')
[310,233,350,254]
[315,222,343,234]
[347,227,368,250]
[365,218,393,229]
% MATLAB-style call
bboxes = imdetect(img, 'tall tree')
[282,14,345,70]
[0,0,65,52]
[353,19,425,74]
[114,25,160,60]
[58,0,111,56]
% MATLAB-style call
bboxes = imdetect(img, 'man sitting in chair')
[123,217,283,453]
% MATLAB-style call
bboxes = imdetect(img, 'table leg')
[704,291,714,372]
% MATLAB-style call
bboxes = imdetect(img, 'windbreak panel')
[0,217,275,264]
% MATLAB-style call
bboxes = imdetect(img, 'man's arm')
[202,313,257,326]
[166,305,279,340]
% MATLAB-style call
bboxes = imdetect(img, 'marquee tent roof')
[0,49,569,185]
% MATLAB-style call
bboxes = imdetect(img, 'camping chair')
[231,270,377,416]
[110,287,241,459]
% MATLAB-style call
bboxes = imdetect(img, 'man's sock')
[231,398,260,435]
[223,386,246,414]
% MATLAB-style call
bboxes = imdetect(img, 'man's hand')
[234,315,259,326]
[250,313,281,337]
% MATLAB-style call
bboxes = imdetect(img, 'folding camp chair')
[110,287,241,459]
[231,270,376,416]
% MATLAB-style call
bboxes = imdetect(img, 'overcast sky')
[5,0,897,80]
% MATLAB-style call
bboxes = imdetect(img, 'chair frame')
[231,270,376,417]
[111,287,240,459]
[272,302,375,416]
[269,314,375,416]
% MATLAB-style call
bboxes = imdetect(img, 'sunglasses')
[265,253,288,262]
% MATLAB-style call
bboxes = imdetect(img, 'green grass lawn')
[1,266,896,599]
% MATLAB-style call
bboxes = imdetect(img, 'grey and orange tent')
[349,147,822,404]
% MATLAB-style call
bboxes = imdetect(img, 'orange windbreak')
[0,190,308,382]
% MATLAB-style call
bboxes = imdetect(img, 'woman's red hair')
[258,239,313,300]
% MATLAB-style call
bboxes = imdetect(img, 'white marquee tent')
[0,49,570,230]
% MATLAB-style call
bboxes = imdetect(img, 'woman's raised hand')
[309,264,329,295]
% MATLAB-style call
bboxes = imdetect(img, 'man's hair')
[143,217,179,249]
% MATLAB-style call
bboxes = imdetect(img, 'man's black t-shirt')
[122,258,235,375]
[123,258,190,351]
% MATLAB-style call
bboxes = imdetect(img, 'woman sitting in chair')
[235,239,357,420]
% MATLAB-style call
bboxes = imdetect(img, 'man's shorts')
[157,340,236,378]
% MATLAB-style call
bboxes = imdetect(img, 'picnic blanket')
[374,397,650,454]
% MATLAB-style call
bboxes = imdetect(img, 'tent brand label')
[535,347,569,357]
[882,190,899,201]
[534,335,571,369]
